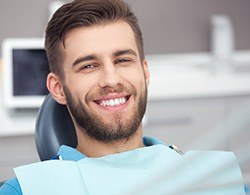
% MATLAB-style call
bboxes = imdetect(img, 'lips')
[94,95,130,107]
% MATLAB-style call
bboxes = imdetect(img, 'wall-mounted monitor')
[2,38,50,109]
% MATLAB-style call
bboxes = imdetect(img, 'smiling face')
[47,21,150,143]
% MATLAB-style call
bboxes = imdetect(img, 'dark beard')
[63,84,147,143]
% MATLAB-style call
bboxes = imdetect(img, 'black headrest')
[35,94,77,161]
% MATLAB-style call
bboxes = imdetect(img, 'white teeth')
[100,97,127,107]
[120,98,126,104]
[110,99,115,106]
[114,99,119,105]
[102,101,107,106]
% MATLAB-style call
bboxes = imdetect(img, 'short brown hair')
[45,0,144,79]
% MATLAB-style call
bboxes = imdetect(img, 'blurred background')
[0,0,250,54]
[0,0,250,189]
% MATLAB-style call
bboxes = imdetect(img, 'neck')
[76,125,144,158]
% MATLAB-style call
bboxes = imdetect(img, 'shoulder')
[0,178,22,195]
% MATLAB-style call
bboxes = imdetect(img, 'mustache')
[88,84,137,100]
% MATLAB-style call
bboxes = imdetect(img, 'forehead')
[61,21,139,59]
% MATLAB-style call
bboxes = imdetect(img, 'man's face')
[60,21,150,143]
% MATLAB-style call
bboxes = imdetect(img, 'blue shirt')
[0,136,163,195]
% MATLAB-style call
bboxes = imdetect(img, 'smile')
[95,95,130,107]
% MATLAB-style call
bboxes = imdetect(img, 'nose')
[98,63,122,89]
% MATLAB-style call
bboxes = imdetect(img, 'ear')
[142,60,150,87]
[46,72,67,105]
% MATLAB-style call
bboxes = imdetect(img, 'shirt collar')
[58,136,164,161]
[58,145,86,161]
[143,136,165,146]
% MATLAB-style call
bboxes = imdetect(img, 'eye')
[81,64,94,69]
[78,64,99,73]
[115,58,132,65]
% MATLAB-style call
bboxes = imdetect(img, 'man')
[0,0,246,194]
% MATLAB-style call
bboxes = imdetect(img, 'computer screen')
[2,38,50,108]
[12,49,49,96]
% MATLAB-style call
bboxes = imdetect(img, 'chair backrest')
[35,94,77,161]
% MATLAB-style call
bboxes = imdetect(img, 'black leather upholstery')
[35,94,77,161]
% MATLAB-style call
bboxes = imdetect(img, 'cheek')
[125,72,147,93]
[122,65,145,81]
[67,74,97,92]
[64,82,87,104]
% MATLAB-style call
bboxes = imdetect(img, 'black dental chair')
[35,94,77,161]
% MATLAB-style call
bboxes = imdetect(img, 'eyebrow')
[72,54,98,67]
[113,49,137,58]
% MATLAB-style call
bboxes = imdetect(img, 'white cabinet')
[143,98,227,151]
[0,135,39,181]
